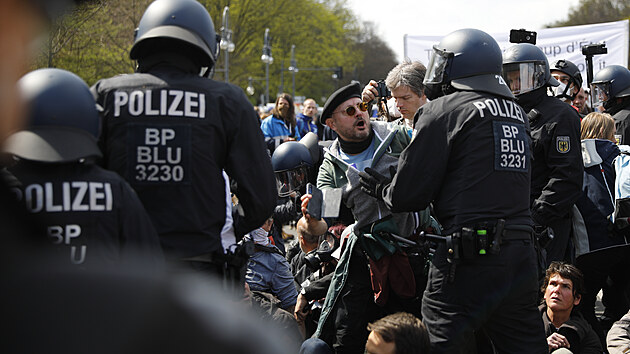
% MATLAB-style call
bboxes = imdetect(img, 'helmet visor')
[274,166,309,197]
[315,232,338,263]
[591,81,610,107]
[502,62,547,95]
[424,45,453,85]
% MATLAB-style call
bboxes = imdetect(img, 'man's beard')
[338,126,373,154]
[344,119,370,141]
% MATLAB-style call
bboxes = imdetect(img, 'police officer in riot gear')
[4,68,163,268]
[502,43,583,267]
[591,65,630,144]
[269,140,314,255]
[91,0,276,271]
[271,136,320,254]
[272,141,314,199]
[550,59,584,104]
[0,2,291,354]
[363,28,548,352]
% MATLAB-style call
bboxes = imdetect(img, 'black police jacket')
[91,64,277,258]
[9,160,164,268]
[385,90,532,233]
[608,104,630,145]
[517,88,583,227]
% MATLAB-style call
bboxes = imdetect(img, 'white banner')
[404,20,629,88]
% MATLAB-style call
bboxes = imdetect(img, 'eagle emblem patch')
[556,136,570,153]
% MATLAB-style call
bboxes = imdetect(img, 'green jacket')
[314,121,432,340]
[317,121,421,234]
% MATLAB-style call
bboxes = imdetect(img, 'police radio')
[509,29,537,45]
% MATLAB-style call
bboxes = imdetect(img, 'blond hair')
[581,112,615,142]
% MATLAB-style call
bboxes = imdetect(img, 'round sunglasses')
[333,102,369,116]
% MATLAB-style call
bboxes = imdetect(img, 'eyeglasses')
[333,102,368,116]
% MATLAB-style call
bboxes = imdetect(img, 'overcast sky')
[347,0,582,61]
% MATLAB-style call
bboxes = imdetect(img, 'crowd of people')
[259,34,630,354]
[2,0,630,353]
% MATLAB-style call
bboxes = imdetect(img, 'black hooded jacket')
[605,98,630,145]
[517,88,583,227]
[92,57,277,258]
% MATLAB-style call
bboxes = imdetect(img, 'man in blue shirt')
[297,98,318,139]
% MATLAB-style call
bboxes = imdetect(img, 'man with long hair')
[261,93,300,153]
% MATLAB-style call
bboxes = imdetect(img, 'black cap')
[320,82,361,125]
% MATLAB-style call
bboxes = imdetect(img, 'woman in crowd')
[575,112,630,347]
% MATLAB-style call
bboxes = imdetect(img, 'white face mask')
[552,82,568,98]
[249,227,270,246]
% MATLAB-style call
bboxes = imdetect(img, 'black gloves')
[534,225,555,248]
[359,166,396,200]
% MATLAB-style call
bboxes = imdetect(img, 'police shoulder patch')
[556,136,570,153]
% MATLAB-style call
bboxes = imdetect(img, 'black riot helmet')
[4,68,101,163]
[271,141,313,197]
[550,59,583,101]
[130,0,220,68]
[423,28,513,100]
[502,43,560,97]
[591,65,630,110]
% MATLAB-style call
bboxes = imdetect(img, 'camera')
[509,29,537,44]
[376,80,391,98]
[582,43,607,56]
[304,232,338,271]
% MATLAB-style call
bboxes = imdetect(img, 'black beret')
[320,82,361,125]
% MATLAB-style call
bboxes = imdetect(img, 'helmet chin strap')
[201,36,220,78]
[214,34,221,61]
[552,80,578,102]
[551,84,569,101]
[199,34,220,78]
[200,66,215,78]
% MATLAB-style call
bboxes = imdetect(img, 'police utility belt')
[418,219,533,263]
